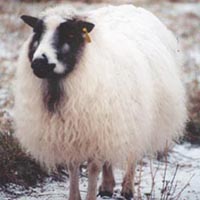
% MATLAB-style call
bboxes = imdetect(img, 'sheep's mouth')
[33,67,68,79]
[33,68,53,79]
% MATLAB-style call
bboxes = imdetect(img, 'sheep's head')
[21,15,95,79]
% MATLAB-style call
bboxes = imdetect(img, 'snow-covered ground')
[1,143,200,200]
[0,0,200,199]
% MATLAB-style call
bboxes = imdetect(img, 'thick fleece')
[14,5,187,168]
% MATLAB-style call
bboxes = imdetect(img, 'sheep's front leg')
[99,161,115,197]
[86,161,101,200]
[68,163,81,200]
[121,160,136,200]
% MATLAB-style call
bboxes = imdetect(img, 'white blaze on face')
[33,15,67,74]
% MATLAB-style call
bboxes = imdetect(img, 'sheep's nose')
[31,57,56,79]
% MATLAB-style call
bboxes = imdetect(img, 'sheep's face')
[21,15,94,79]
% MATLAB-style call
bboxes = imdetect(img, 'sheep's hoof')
[121,190,133,200]
[97,190,113,198]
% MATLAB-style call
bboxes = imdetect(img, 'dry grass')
[0,132,48,188]
[140,144,194,200]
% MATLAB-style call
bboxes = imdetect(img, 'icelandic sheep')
[13,4,187,200]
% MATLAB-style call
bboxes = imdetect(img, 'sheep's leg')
[121,160,136,200]
[98,161,115,197]
[68,163,81,200]
[86,161,101,200]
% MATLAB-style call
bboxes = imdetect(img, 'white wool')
[13,5,187,169]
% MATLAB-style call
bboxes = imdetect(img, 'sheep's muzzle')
[31,57,56,79]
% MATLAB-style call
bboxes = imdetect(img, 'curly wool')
[13,5,187,169]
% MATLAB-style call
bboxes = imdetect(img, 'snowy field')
[1,144,200,200]
[0,0,200,199]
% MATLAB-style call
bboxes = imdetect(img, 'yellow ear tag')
[82,27,92,43]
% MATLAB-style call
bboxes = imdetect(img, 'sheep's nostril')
[42,53,47,59]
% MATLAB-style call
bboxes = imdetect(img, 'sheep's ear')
[79,21,95,33]
[21,15,39,28]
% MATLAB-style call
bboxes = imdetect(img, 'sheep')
[13,4,187,200]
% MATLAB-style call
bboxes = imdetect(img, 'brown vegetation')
[0,132,48,188]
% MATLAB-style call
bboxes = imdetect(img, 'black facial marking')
[42,78,64,113]
[28,20,45,61]
[43,19,94,113]
[53,20,84,74]
[53,19,95,75]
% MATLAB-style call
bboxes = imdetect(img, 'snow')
[1,144,200,200]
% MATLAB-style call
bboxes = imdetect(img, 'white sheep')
[13,4,187,200]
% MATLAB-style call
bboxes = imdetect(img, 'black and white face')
[21,15,94,79]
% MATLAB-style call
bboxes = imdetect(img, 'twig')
[160,141,169,200]
[137,160,143,200]
[174,174,195,200]
[149,159,155,199]
[171,180,178,197]
[149,159,160,199]
[165,164,179,200]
